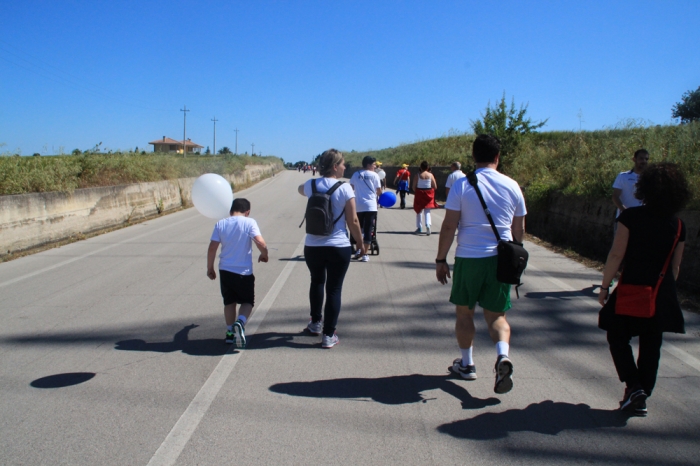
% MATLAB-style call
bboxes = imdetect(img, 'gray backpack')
[299,179,345,236]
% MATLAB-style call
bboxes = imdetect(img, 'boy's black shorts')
[219,270,255,306]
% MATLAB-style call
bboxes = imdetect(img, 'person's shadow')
[525,285,599,300]
[270,374,500,409]
[437,400,629,439]
[114,324,228,356]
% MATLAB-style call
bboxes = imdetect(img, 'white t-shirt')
[612,170,642,217]
[445,169,466,188]
[349,170,381,212]
[445,168,527,258]
[303,177,355,247]
[210,216,261,275]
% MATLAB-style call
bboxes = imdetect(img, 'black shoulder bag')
[467,172,528,298]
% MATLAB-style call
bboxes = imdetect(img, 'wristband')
[600,287,609,291]
[435,258,447,264]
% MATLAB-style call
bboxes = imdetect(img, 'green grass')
[345,122,700,209]
[0,152,282,195]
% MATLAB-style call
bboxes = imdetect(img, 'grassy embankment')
[0,152,282,195]
[345,122,700,209]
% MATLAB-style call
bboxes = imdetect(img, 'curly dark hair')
[635,162,691,215]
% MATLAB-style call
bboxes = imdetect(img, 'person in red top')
[394,164,411,209]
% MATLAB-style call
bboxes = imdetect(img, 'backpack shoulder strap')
[467,171,502,242]
[311,178,318,193]
[326,180,344,196]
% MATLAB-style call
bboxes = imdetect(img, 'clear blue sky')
[1,1,699,162]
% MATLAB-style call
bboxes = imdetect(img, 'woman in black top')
[598,162,690,417]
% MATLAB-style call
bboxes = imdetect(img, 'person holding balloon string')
[206,198,269,348]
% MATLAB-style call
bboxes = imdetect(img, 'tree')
[218,146,232,155]
[471,93,548,163]
[204,146,211,155]
[72,148,82,155]
[672,86,700,123]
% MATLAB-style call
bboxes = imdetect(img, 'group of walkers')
[206,136,691,416]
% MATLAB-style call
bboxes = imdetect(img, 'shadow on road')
[438,400,628,439]
[279,255,305,262]
[247,331,321,349]
[376,231,419,235]
[30,372,96,388]
[269,374,500,409]
[114,324,230,356]
[525,285,600,300]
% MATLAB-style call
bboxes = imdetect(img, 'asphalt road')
[1,170,699,465]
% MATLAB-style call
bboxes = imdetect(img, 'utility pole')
[211,117,218,155]
[180,105,190,157]
[251,143,255,156]
[234,128,239,155]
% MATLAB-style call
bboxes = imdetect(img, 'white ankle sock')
[460,347,474,366]
[237,315,247,326]
[496,341,509,357]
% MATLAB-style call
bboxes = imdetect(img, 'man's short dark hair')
[634,149,649,159]
[231,198,251,213]
[362,156,376,168]
[472,135,501,163]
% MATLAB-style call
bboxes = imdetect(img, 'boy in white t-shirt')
[207,198,269,348]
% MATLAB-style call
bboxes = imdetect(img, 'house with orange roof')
[149,136,204,154]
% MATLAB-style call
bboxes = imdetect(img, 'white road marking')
[146,237,306,466]
[527,262,700,374]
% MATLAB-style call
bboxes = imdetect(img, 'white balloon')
[192,173,234,219]
[378,170,386,180]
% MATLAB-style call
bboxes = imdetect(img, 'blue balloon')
[378,191,397,207]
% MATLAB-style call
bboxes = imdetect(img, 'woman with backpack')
[297,149,365,348]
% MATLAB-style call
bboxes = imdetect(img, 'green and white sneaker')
[225,330,235,345]
[233,321,246,349]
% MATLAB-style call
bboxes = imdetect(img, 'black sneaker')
[225,330,235,345]
[450,358,477,380]
[620,387,647,413]
[233,321,246,349]
[494,355,514,394]
[634,401,648,417]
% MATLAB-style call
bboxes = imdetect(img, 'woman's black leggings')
[304,246,351,336]
[607,328,664,396]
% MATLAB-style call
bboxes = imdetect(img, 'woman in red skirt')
[412,161,439,235]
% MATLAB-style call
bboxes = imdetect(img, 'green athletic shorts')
[449,256,512,312]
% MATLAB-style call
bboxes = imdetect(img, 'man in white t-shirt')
[349,156,382,262]
[612,149,649,218]
[207,198,269,348]
[445,161,466,199]
[435,134,526,395]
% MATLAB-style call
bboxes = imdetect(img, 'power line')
[181,106,190,158]
[211,117,218,155]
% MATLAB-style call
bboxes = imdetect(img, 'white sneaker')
[322,333,339,348]
[426,226,431,236]
[306,320,322,335]
[414,228,422,234]
[360,255,369,262]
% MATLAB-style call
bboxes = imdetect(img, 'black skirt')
[598,275,685,335]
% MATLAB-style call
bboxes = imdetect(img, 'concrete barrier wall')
[0,164,281,257]
[526,192,700,293]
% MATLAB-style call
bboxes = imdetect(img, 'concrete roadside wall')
[0,164,281,257]
[526,192,700,293]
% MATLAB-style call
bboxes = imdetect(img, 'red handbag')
[615,219,681,318]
